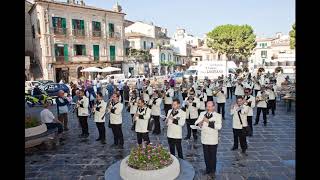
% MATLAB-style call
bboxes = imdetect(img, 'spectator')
[56,90,69,131]
[106,81,115,99]
[118,80,124,103]
[123,82,130,106]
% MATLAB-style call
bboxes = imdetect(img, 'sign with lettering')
[197,60,227,79]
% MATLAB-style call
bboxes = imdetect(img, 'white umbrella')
[80,67,102,72]
[100,66,121,72]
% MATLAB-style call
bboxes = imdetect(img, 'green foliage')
[206,24,256,61]
[25,116,41,129]
[160,61,175,67]
[128,48,152,61]
[289,23,295,49]
[127,144,173,170]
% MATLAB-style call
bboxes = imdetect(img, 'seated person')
[40,100,65,141]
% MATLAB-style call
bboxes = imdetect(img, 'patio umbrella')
[80,67,103,72]
[100,66,121,72]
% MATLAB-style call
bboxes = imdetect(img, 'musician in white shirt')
[183,89,200,140]
[164,84,175,116]
[148,90,162,134]
[253,80,261,97]
[77,89,90,138]
[195,101,222,177]
[266,84,277,116]
[226,74,233,99]
[230,97,249,154]
[108,93,124,148]
[92,92,107,144]
[197,86,207,115]
[206,80,214,102]
[166,99,186,159]
[254,86,268,126]
[234,79,244,98]
[134,99,152,145]
[244,88,255,136]
[129,90,139,131]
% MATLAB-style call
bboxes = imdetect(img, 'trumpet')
[212,86,222,96]
[256,92,268,101]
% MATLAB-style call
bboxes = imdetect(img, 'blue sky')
[71,0,295,38]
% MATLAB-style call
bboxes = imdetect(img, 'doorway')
[56,68,69,83]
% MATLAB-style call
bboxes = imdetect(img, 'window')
[54,44,68,61]
[52,17,66,35]
[110,45,116,61]
[109,23,114,37]
[195,58,198,61]
[125,48,130,56]
[32,25,35,38]
[37,19,41,34]
[168,54,172,60]
[74,45,86,56]
[72,19,85,36]
[161,53,166,61]
[143,41,146,50]
[261,50,267,58]
[93,45,99,60]
[92,21,101,37]
[151,42,154,49]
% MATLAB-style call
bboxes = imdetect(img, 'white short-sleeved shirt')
[40,109,55,123]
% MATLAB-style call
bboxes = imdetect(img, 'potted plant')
[25,116,47,138]
[120,143,180,180]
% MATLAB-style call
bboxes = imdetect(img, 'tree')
[289,23,295,49]
[128,48,151,62]
[206,24,256,62]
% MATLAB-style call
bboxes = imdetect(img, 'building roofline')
[29,0,126,15]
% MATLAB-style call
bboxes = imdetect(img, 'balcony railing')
[92,31,101,37]
[72,29,85,37]
[108,32,121,40]
[52,27,67,36]
[55,56,67,63]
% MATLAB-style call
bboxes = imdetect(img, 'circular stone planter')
[25,124,47,148]
[105,157,194,180]
[120,155,180,180]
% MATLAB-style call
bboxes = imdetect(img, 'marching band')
[68,70,283,178]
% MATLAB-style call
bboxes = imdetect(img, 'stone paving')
[25,94,295,180]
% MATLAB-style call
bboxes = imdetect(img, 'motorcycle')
[25,92,54,107]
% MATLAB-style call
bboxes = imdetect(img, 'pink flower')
[148,155,151,159]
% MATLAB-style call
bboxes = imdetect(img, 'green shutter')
[52,17,57,27]
[80,20,84,30]
[82,45,86,55]
[93,45,99,61]
[110,46,115,61]
[72,19,76,29]
[64,44,68,61]
[62,18,66,28]
[109,23,114,32]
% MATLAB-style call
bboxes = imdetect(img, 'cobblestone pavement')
[25,95,295,180]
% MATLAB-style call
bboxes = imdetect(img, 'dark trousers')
[79,116,89,135]
[267,100,276,115]
[164,104,171,116]
[97,87,101,93]
[96,122,106,140]
[45,123,63,134]
[254,90,260,97]
[255,107,267,124]
[182,93,187,101]
[232,86,236,94]
[217,103,225,119]
[58,113,68,130]
[131,114,136,130]
[137,132,150,145]
[203,144,218,174]
[186,118,197,139]
[227,87,233,99]
[232,128,247,150]
[152,115,161,134]
[247,116,253,136]
[110,124,124,145]
[168,138,183,159]
[119,90,124,102]
[207,96,213,102]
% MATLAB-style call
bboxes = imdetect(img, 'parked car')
[38,80,55,90]
[43,83,70,97]
[25,81,41,94]
[172,72,184,84]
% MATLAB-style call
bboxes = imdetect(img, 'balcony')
[55,56,68,64]
[72,29,85,37]
[92,31,102,38]
[52,27,67,37]
[107,32,121,40]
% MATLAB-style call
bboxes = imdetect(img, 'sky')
[63,0,295,38]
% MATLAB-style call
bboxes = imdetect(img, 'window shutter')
[72,19,76,29]
[82,45,86,55]
[54,44,59,56]
[62,18,66,29]
[80,20,84,30]
[64,44,68,61]
[52,17,57,27]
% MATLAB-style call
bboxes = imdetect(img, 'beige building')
[28,0,125,82]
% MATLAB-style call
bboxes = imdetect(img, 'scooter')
[25,92,54,107]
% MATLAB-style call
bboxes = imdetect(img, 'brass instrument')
[212,86,222,97]
[256,92,268,102]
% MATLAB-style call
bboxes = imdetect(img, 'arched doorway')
[77,66,84,79]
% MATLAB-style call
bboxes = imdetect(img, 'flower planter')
[278,61,286,66]
[286,61,295,66]
[120,155,180,180]
[25,124,48,148]
[270,61,278,66]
